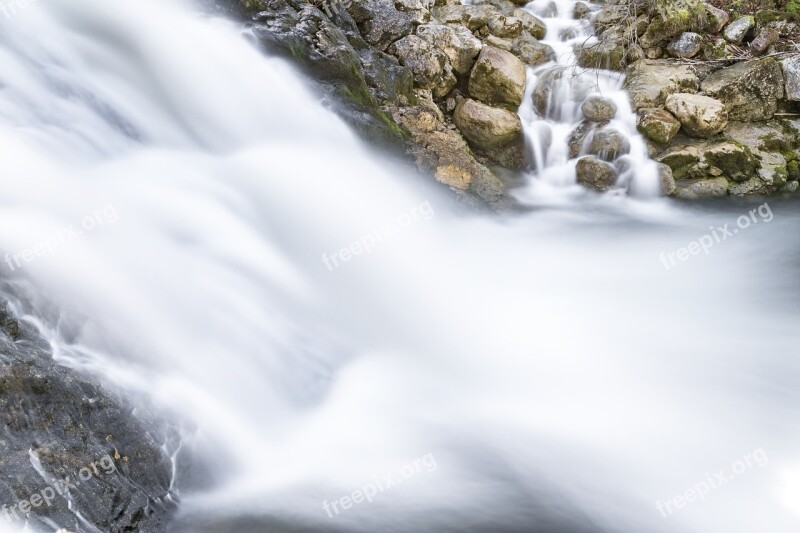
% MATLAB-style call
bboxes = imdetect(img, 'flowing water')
[0,0,798,532]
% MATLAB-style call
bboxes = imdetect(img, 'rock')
[625,59,700,109]
[594,5,627,30]
[780,55,800,101]
[513,9,547,39]
[575,36,626,71]
[665,93,727,138]
[657,162,676,195]
[704,3,730,33]
[532,67,594,118]
[675,177,730,198]
[701,57,785,121]
[567,121,594,158]
[576,155,618,191]
[468,46,527,109]
[587,128,630,161]
[640,1,709,47]
[348,0,418,50]
[637,107,681,144]
[623,15,651,42]
[749,27,779,54]
[388,35,451,92]
[394,0,432,24]
[453,98,523,149]
[703,38,728,60]
[488,13,523,38]
[512,30,556,66]
[416,23,483,75]
[581,95,617,122]
[723,15,755,44]
[430,4,497,30]
[703,141,761,182]
[485,35,514,51]
[535,1,559,18]
[644,47,663,59]
[788,160,800,181]
[657,144,703,179]
[666,32,702,58]
[573,1,592,19]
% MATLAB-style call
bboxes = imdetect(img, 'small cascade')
[516,0,660,199]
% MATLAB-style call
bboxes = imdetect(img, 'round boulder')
[665,93,728,138]
[581,95,617,122]
[453,98,523,150]
[637,108,681,144]
[587,128,631,161]
[576,156,618,191]
[667,32,703,58]
[468,46,527,109]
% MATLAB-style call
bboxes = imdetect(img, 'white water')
[0,1,798,532]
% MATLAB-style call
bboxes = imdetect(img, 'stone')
[625,59,699,109]
[568,121,594,159]
[416,23,483,75]
[637,107,681,144]
[485,35,514,51]
[532,67,594,118]
[640,1,709,47]
[488,13,523,38]
[704,3,730,33]
[723,15,755,44]
[781,55,800,102]
[430,5,498,30]
[349,0,417,50]
[657,144,703,179]
[574,2,592,19]
[388,35,451,91]
[703,142,761,182]
[749,27,779,54]
[513,9,547,39]
[574,36,626,71]
[701,57,785,121]
[667,32,702,58]
[468,46,527,109]
[703,38,728,60]
[657,162,676,195]
[576,156,618,191]
[581,95,617,122]
[453,99,525,169]
[665,93,727,138]
[675,177,730,198]
[512,30,556,66]
[587,128,631,161]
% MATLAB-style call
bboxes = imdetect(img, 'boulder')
[574,36,626,71]
[388,35,453,92]
[703,38,728,60]
[667,32,702,58]
[416,23,483,75]
[349,0,418,50]
[704,3,730,33]
[700,57,785,121]
[430,5,498,30]
[640,1,709,47]
[488,13,523,38]
[576,156,618,191]
[637,107,681,144]
[512,30,556,66]
[674,177,730,198]
[532,67,594,118]
[625,59,699,109]
[703,141,761,183]
[394,0,432,24]
[468,46,527,109]
[567,121,594,158]
[657,144,703,179]
[587,128,631,161]
[581,95,617,122]
[513,9,547,39]
[574,2,592,19]
[749,27,779,54]
[723,15,755,44]
[453,98,525,169]
[486,35,514,51]
[665,93,727,138]
[657,162,676,195]
[780,55,800,101]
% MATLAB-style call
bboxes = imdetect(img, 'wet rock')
[674,177,730,198]
[488,13,523,38]
[576,155,618,191]
[704,3,730,33]
[388,35,452,92]
[637,107,681,144]
[587,127,631,161]
[430,4,497,30]
[416,23,483,75]
[567,121,594,158]
[348,0,418,50]
[513,9,547,39]
[453,98,525,169]
[512,30,556,66]
[723,15,755,44]
[532,67,594,118]
[749,27,779,54]
[780,55,800,101]
[665,93,727,138]
[581,95,617,122]
[701,57,785,121]
[666,32,702,58]
[535,1,559,18]
[657,162,676,195]
[703,141,761,183]
[468,46,527,109]
[625,59,699,109]
[573,1,591,19]
[574,36,626,71]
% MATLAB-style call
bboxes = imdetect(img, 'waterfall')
[0,0,798,532]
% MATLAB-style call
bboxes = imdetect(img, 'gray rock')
[468,46,527,109]
[625,59,699,109]
[749,27,779,54]
[637,107,681,144]
[781,55,800,102]
[574,36,626,71]
[723,15,755,44]
[665,93,727,138]
[587,128,631,161]
[675,177,730,198]
[453,98,525,169]
[388,35,451,92]
[657,162,676,196]
[576,155,618,191]
[416,23,483,75]
[703,141,761,182]
[513,8,547,39]
[512,30,556,66]
[573,1,592,19]
[667,32,702,58]
[568,121,594,159]
[485,35,514,51]
[701,57,785,121]
[430,4,497,30]
[488,13,523,38]
[581,95,617,122]
[704,3,730,33]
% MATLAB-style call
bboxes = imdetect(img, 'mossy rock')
[788,159,800,180]
[704,141,761,183]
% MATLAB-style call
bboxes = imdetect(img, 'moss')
[661,151,701,179]
[788,160,800,181]
[787,0,800,18]
[705,142,760,182]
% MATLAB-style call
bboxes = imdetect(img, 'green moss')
[661,151,701,179]
[788,160,800,181]
[787,0,800,18]
[705,143,760,182]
